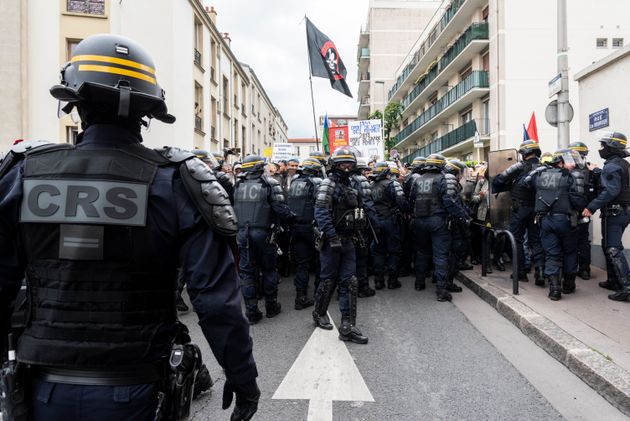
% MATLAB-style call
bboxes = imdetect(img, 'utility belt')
[535,212,578,227]
[36,365,162,386]
[604,203,630,217]
[511,199,533,211]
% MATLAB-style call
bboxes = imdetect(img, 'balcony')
[358,72,370,98]
[358,24,370,48]
[359,47,370,59]
[394,71,489,147]
[401,118,489,164]
[358,47,370,71]
[194,48,202,67]
[360,95,370,106]
[401,21,489,114]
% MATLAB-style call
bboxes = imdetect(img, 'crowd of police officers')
[2,33,630,420]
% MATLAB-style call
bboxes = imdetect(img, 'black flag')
[306,17,353,98]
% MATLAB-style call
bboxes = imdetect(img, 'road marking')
[272,315,373,421]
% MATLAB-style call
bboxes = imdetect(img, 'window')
[194,83,203,133]
[482,6,489,21]
[234,118,239,144]
[66,126,79,144]
[67,0,105,15]
[482,51,489,72]
[194,18,203,67]
[459,64,472,80]
[460,107,473,124]
[596,38,608,48]
[222,77,229,114]
[66,38,82,61]
[613,38,624,48]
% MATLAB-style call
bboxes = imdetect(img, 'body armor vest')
[511,160,538,205]
[534,168,571,214]
[234,177,272,229]
[414,172,443,218]
[610,156,630,205]
[333,182,363,232]
[371,179,395,217]
[18,147,177,369]
[288,176,315,224]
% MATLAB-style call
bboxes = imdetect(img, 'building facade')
[356,0,440,120]
[0,0,287,159]
[387,0,630,164]
[575,44,630,265]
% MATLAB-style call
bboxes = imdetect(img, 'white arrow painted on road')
[272,316,374,421]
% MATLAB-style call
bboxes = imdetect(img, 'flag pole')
[305,16,321,152]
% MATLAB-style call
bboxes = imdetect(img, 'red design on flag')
[527,112,539,142]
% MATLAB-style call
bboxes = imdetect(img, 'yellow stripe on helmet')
[301,159,321,166]
[426,159,444,164]
[241,160,264,168]
[78,64,156,85]
[522,143,540,148]
[570,146,588,152]
[72,55,156,75]
[334,154,355,159]
[611,137,627,145]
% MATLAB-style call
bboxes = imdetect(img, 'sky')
[208,0,369,138]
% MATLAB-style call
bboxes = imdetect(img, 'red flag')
[527,112,538,142]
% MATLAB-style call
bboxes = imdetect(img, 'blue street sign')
[589,108,609,132]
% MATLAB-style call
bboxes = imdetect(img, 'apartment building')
[388,0,630,164]
[357,0,440,120]
[0,0,287,158]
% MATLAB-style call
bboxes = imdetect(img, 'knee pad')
[349,276,358,292]
[606,247,623,259]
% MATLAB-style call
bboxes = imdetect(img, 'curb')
[456,272,630,417]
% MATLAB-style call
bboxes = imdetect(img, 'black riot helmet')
[309,150,328,166]
[191,149,220,168]
[372,161,391,180]
[331,148,356,175]
[445,159,462,175]
[568,141,589,157]
[411,156,426,172]
[241,155,266,175]
[300,157,323,176]
[50,33,175,125]
[425,153,446,171]
[354,158,369,173]
[518,140,541,158]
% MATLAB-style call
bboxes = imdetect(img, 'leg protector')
[312,279,335,330]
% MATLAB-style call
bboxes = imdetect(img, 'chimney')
[222,32,231,46]
[205,6,217,25]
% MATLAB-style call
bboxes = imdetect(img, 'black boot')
[493,259,505,272]
[445,282,462,293]
[193,364,214,399]
[562,274,576,294]
[387,275,401,289]
[312,279,335,330]
[457,261,473,270]
[358,286,376,298]
[294,289,314,310]
[548,275,561,301]
[246,308,263,325]
[599,280,619,291]
[265,301,282,318]
[436,288,452,302]
[578,267,591,280]
[374,275,385,290]
[534,267,545,287]
[414,278,426,291]
[609,283,630,301]
[606,247,630,301]
[176,294,190,313]
[338,320,368,344]
[511,273,529,282]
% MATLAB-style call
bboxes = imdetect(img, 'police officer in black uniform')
[370,162,409,289]
[312,149,369,344]
[287,157,323,310]
[569,141,598,280]
[582,132,630,302]
[234,155,296,324]
[492,140,544,284]
[522,150,587,300]
[350,159,379,297]
[410,154,471,301]
[0,34,259,420]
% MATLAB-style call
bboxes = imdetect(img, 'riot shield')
[488,149,518,230]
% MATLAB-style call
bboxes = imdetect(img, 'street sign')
[271,143,294,162]
[545,99,574,127]
[548,74,561,98]
[589,108,609,132]
[473,131,483,148]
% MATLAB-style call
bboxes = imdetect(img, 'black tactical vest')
[333,182,363,232]
[511,160,538,205]
[610,156,630,205]
[18,147,177,369]
[414,172,443,218]
[234,177,272,229]
[534,168,571,214]
[371,179,394,217]
[288,176,315,224]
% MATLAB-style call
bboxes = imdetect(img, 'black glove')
[463,217,473,227]
[329,235,342,249]
[222,379,260,421]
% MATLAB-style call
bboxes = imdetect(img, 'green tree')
[368,110,383,121]
[383,102,403,159]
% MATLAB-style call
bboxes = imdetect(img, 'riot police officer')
[522,150,587,300]
[569,141,597,280]
[350,159,379,297]
[287,158,323,310]
[234,155,296,324]
[0,34,259,420]
[582,132,630,302]
[410,154,471,301]
[400,156,426,276]
[192,149,234,204]
[312,148,369,344]
[370,161,409,289]
[444,160,472,289]
[492,140,544,284]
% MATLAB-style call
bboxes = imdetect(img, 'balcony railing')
[401,22,488,112]
[360,95,370,106]
[360,48,370,58]
[194,49,202,67]
[401,118,485,164]
[388,0,467,99]
[194,116,203,132]
[395,70,488,145]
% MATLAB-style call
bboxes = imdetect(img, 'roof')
[575,44,630,81]
[288,138,318,144]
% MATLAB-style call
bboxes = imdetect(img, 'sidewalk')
[456,265,630,417]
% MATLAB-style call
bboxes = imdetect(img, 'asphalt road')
[182,274,621,420]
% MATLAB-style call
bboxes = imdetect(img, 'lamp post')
[375,80,386,159]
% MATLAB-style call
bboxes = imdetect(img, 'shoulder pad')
[11,140,56,154]
[1,141,72,178]
[524,165,546,184]
[179,159,237,237]
[571,170,585,194]
[310,177,323,188]
[263,175,280,186]
[316,178,336,208]
[501,161,525,177]
[270,182,286,203]
[445,173,459,196]
[216,170,233,186]
[156,146,195,163]
[392,180,404,196]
